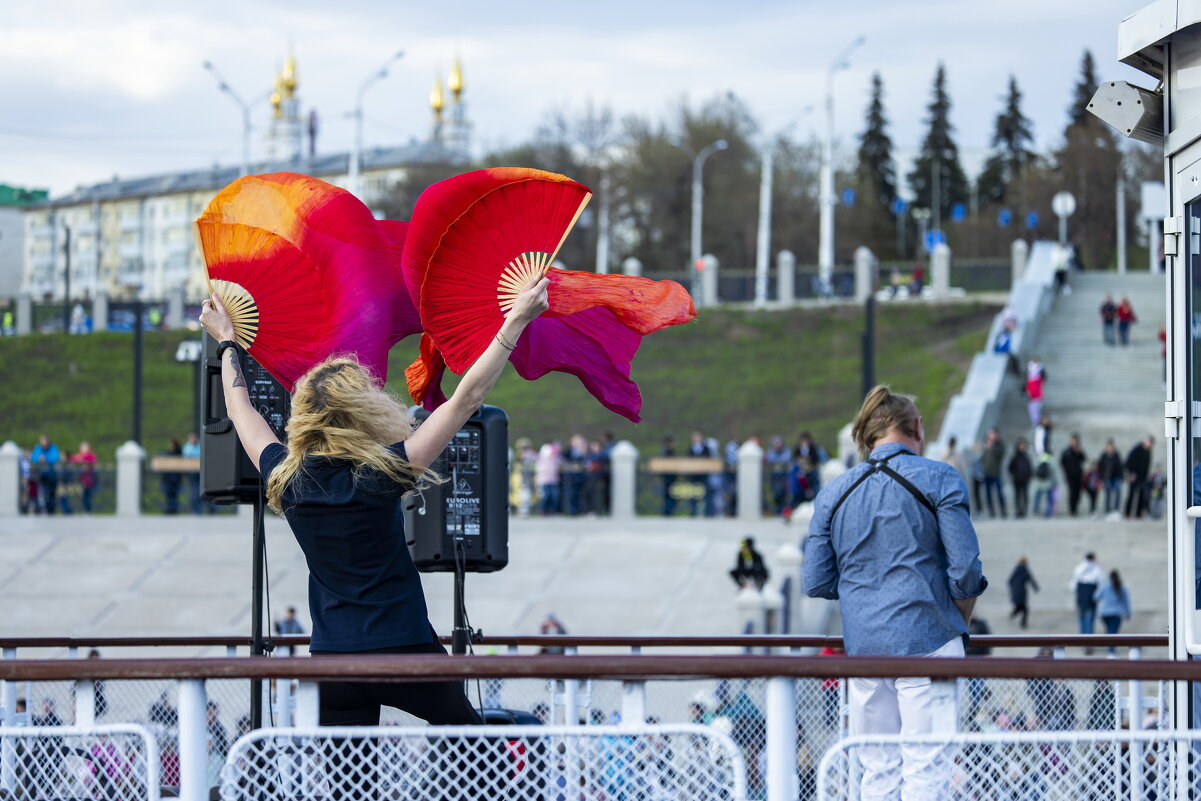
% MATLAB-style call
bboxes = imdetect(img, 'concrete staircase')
[971,517,1167,653]
[996,271,1166,468]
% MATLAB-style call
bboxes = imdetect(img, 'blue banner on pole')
[841,187,856,207]
[891,197,907,215]
[998,208,1012,227]
[924,229,946,253]
[1026,211,1039,230]
[951,203,966,223]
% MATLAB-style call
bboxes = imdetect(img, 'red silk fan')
[194,173,421,391]
[403,167,592,373]
[401,167,696,421]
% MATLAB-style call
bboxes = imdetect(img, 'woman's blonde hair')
[850,385,921,460]
[265,355,438,514]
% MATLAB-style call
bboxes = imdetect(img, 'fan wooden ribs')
[497,251,551,312]
[208,279,259,348]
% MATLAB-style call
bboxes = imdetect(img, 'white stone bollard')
[737,439,764,522]
[819,458,847,486]
[609,440,639,519]
[0,442,19,517]
[622,257,642,277]
[774,542,803,632]
[776,250,795,305]
[735,585,766,634]
[16,293,31,336]
[701,253,719,307]
[93,289,108,332]
[931,243,951,298]
[116,441,146,517]
[854,246,876,303]
[1011,239,1029,287]
[166,286,186,330]
[837,423,857,467]
[762,585,784,634]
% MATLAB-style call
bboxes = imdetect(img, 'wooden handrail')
[0,654,1196,683]
[0,634,1170,650]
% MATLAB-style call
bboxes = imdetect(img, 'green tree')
[907,63,969,224]
[1068,50,1099,128]
[856,72,897,214]
[977,76,1035,206]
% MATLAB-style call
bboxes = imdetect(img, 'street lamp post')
[348,50,405,198]
[756,110,813,306]
[672,138,728,302]
[202,61,269,177]
[818,35,865,295]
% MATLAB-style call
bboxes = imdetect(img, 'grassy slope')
[0,302,997,459]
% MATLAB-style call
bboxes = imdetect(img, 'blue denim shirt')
[803,443,988,656]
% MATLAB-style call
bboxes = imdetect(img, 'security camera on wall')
[1088,81,1164,146]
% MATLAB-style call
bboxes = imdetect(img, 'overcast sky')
[1,0,1154,198]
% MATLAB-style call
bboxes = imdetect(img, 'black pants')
[1125,479,1148,518]
[1065,473,1082,516]
[1013,481,1029,518]
[1010,602,1029,628]
[313,640,483,726]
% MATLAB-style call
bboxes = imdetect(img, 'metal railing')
[0,640,1193,801]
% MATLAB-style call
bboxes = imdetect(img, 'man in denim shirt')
[804,386,987,801]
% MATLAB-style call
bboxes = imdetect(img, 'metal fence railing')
[220,724,747,801]
[0,636,1187,801]
[818,729,1201,801]
[0,724,160,800]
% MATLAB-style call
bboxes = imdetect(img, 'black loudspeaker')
[404,405,509,573]
[200,336,291,504]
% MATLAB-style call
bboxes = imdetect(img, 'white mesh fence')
[0,724,159,800]
[219,724,747,801]
[818,729,1201,801]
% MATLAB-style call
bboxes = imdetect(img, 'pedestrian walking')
[1094,570,1131,654]
[1032,452,1056,518]
[981,428,1007,518]
[1099,439,1124,516]
[1025,358,1046,428]
[1007,557,1039,629]
[1070,553,1105,636]
[1124,436,1154,519]
[30,435,61,515]
[1008,438,1033,519]
[1099,295,1117,346]
[1059,434,1087,517]
[804,385,986,801]
[1117,296,1137,345]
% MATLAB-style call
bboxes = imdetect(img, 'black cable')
[453,535,486,714]
[259,491,275,728]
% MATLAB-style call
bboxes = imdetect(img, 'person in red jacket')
[1117,296,1137,346]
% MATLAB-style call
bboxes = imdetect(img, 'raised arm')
[404,276,549,470]
[198,295,281,470]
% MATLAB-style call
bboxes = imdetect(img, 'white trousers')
[848,636,964,801]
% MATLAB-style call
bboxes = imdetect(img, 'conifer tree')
[977,76,1035,206]
[1068,50,1099,129]
[856,72,896,215]
[907,63,969,223]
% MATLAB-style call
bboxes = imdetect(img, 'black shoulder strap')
[829,450,937,522]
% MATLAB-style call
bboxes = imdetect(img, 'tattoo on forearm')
[228,350,247,389]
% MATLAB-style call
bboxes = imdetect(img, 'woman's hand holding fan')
[198,295,237,343]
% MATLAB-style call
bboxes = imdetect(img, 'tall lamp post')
[755,109,813,306]
[203,61,270,177]
[348,50,405,198]
[672,138,729,300]
[818,35,866,295]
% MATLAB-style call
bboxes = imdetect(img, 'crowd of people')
[18,434,98,515]
[945,428,1162,522]
[508,429,830,519]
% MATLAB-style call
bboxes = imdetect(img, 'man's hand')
[199,294,237,342]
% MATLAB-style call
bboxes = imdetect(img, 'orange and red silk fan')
[402,167,696,421]
[194,173,421,391]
